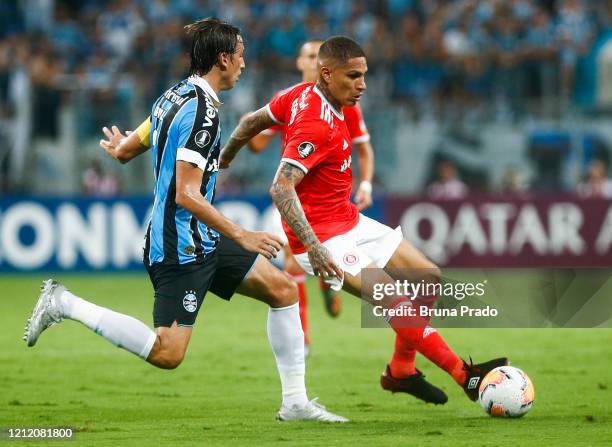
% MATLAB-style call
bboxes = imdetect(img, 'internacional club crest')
[343,252,359,266]
[183,291,198,313]
[298,141,315,158]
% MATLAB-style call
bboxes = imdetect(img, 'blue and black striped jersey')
[144,75,221,266]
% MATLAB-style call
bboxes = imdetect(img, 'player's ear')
[320,65,332,83]
[217,52,230,71]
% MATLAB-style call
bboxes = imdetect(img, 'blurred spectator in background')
[2,0,609,126]
[1,0,611,195]
[82,158,121,196]
[428,159,469,199]
[500,165,530,194]
[523,5,558,114]
[576,159,612,198]
[29,37,63,138]
[557,0,593,102]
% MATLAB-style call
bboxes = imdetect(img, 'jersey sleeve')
[135,116,152,148]
[175,98,218,171]
[345,104,370,144]
[281,116,331,174]
[266,89,294,125]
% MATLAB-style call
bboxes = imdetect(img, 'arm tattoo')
[224,108,275,156]
[270,163,319,249]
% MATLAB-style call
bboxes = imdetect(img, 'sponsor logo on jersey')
[195,130,211,148]
[289,86,311,126]
[340,155,352,172]
[183,291,198,312]
[207,158,219,172]
[200,93,217,128]
[298,141,315,158]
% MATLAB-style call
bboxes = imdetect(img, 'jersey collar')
[188,75,222,107]
[313,84,344,120]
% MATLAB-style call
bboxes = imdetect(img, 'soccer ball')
[478,366,535,418]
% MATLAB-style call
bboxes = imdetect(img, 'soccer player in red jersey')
[221,36,509,405]
[246,39,375,352]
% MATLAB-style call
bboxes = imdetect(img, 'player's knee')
[156,350,185,370]
[408,258,441,284]
[269,276,298,308]
[148,334,186,369]
[425,264,442,284]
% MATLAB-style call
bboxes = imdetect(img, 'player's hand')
[308,243,344,281]
[354,181,373,211]
[100,126,131,161]
[219,147,236,169]
[235,230,284,259]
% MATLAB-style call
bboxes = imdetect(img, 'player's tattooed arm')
[220,107,276,168]
[270,162,344,280]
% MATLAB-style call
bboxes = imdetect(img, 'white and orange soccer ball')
[478,366,535,418]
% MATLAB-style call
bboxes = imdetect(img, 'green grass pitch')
[1,274,610,446]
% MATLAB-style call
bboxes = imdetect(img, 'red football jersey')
[263,84,369,144]
[267,82,360,253]
[344,103,370,143]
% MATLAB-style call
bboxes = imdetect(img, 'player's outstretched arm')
[220,107,276,168]
[176,160,283,259]
[99,117,151,164]
[270,162,343,280]
[354,140,374,210]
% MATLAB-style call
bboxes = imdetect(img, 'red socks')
[392,326,465,385]
[389,335,417,377]
[387,298,466,385]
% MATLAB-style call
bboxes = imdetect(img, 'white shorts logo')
[183,291,198,313]
[343,252,359,266]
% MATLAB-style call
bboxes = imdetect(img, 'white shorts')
[294,214,403,291]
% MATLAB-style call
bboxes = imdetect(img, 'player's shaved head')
[299,39,324,57]
[316,36,367,108]
[318,36,366,68]
[296,39,323,83]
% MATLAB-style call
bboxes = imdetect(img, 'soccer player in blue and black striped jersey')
[24,18,347,422]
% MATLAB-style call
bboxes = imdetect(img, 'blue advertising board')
[0,195,383,272]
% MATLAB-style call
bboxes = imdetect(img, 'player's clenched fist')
[235,230,284,259]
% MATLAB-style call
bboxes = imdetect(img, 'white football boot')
[23,279,65,347]
[277,398,349,422]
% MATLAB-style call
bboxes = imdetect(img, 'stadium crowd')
[1,0,612,195]
[2,0,611,120]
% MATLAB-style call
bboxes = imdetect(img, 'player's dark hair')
[184,17,241,76]
[318,36,365,63]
